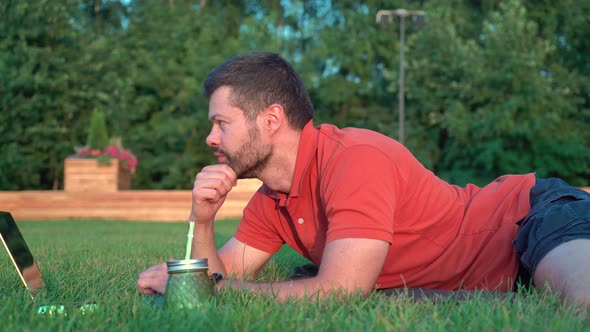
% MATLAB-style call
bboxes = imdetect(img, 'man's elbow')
[313,275,375,299]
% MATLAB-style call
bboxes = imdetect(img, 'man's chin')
[223,162,251,179]
[236,171,255,180]
[235,168,258,180]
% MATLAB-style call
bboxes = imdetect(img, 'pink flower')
[74,145,138,173]
[77,147,92,157]
[103,145,121,158]
[116,149,138,173]
[125,154,138,173]
[119,150,131,160]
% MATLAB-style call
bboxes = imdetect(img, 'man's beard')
[222,124,272,179]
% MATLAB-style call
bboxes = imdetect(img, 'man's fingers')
[198,165,237,186]
[137,280,158,295]
[194,185,229,204]
[139,262,166,276]
[196,172,236,194]
[195,177,234,198]
[137,263,168,295]
[188,164,237,223]
[192,165,238,205]
[137,277,166,295]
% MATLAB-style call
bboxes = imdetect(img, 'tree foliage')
[0,0,588,190]
[86,110,109,149]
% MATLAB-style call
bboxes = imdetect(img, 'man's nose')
[206,126,220,147]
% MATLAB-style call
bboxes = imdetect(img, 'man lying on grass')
[138,52,590,309]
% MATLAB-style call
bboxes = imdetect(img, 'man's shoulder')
[316,124,399,151]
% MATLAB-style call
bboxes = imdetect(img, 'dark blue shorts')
[513,177,590,288]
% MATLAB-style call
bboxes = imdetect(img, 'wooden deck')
[1,181,588,222]
[0,179,262,222]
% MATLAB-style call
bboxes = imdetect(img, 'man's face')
[206,87,272,179]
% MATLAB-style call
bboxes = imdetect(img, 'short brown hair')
[203,52,314,129]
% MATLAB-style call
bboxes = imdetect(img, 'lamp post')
[376,9,425,145]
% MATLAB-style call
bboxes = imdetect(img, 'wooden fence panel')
[1,182,588,222]
[0,179,262,222]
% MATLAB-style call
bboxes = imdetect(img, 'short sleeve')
[321,145,399,244]
[234,192,285,254]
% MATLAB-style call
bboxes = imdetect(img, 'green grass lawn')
[1,220,588,331]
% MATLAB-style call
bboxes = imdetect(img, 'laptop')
[1,211,98,315]
[0,211,45,300]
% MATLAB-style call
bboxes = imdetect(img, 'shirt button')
[297,218,304,225]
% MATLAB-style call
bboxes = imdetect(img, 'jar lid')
[166,258,208,273]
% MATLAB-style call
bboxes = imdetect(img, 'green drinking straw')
[185,221,195,260]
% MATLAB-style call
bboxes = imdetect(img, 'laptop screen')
[0,211,45,299]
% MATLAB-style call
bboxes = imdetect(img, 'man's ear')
[261,104,285,134]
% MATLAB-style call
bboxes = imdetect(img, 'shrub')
[86,110,109,150]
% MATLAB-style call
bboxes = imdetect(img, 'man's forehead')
[208,97,242,121]
[209,112,231,121]
[210,86,232,102]
[209,86,252,121]
[208,106,231,120]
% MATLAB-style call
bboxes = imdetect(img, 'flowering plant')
[76,144,139,173]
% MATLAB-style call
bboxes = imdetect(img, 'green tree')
[118,0,245,188]
[1,0,588,190]
[407,0,589,185]
[86,110,109,150]
[0,0,82,190]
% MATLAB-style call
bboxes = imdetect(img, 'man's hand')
[188,164,237,224]
[137,262,168,295]
[137,165,238,296]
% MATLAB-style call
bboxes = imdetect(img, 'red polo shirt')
[235,121,535,291]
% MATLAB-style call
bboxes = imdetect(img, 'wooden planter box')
[64,158,131,192]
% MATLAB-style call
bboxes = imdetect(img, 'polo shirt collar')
[265,120,318,204]
[289,120,318,198]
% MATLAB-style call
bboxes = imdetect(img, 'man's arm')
[218,237,390,301]
[137,235,271,295]
[138,164,272,294]
[186,164,272,278]
[217,237,273,278]
[194,227,272,279]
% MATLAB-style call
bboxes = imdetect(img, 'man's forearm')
[218,277,361,302]
[191,221,227,277]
